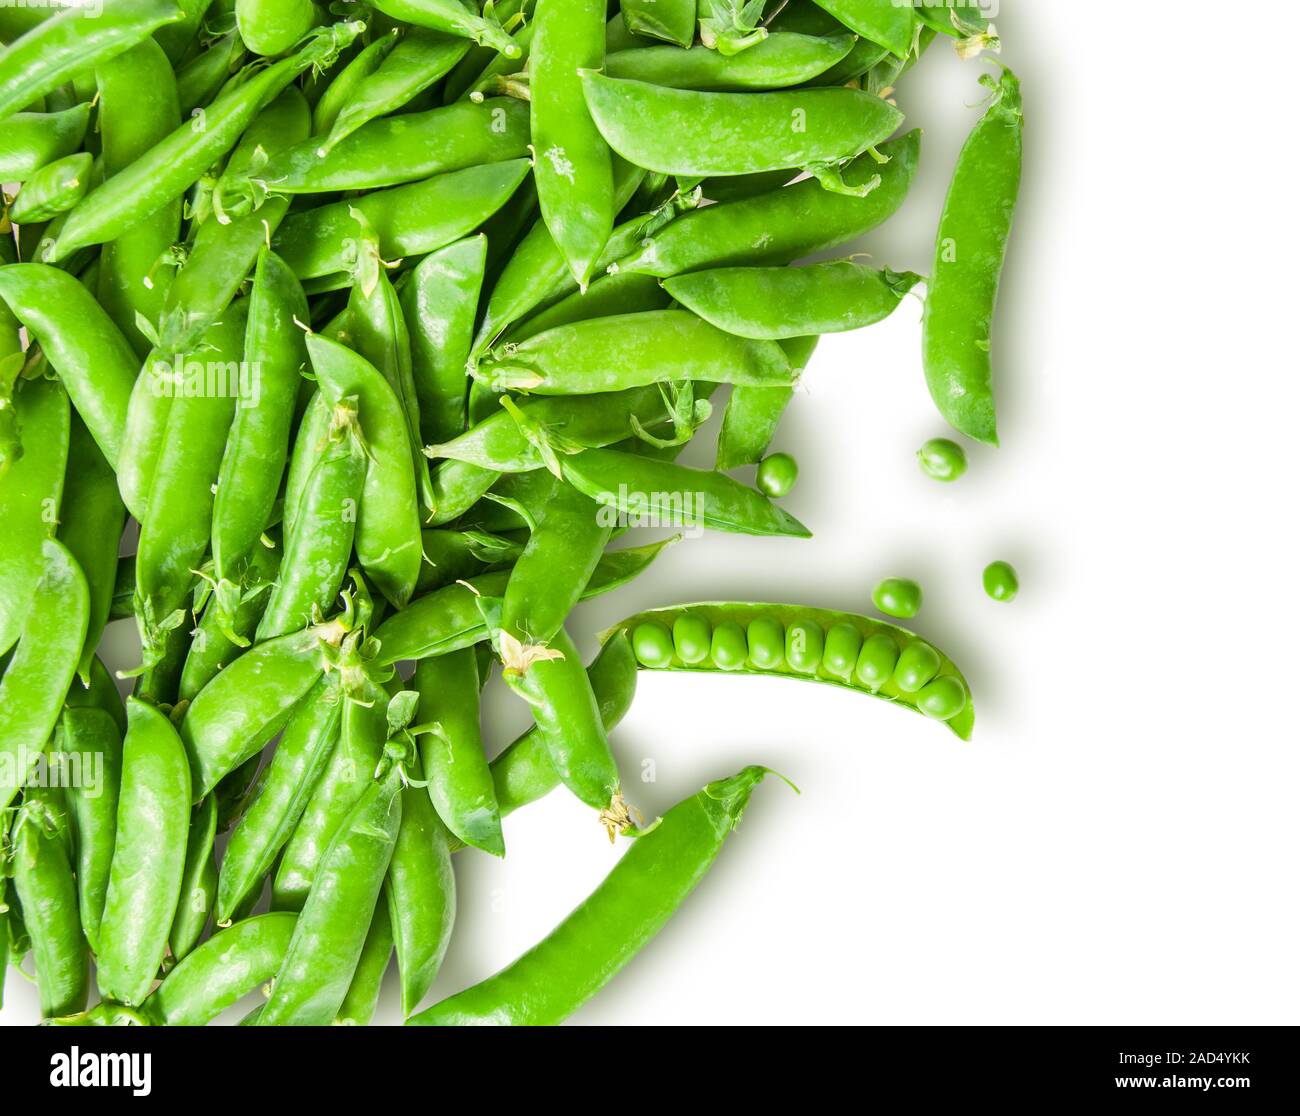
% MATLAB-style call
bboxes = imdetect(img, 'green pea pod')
[52,20,363,260]
[169,795,219,964]
[143,912,297,1025]
[666,261,922,339]
[96,40,183,358]
[8,152,92,225]
[385,759,455,1017]
[217,677,342,924]
[306,335,423,609]
[272,158,532,280]
[511,269,672,343]
[0,377,69,658]
[415,527,524,593]
[769,0,890,85]
[410,765,771,1024]
[607,601,974,738]
[714,337,815,471]
[0,880,10,1010]
[96,697,192,1006]
[607,32,856,88]
[309,26,399,135]
[211,250,308,581]
[65,655,128,738]
[698,0,768,54]
[452,11,535,102]
[180,614,354,799]
[258,768,402,1026]
[402,236,487,445]
[11,789,89,1018]
[0,541,89,813]
[255,401,366,641]
[134,302,246,641]
[0,265,138,469]
[56,707,123,956]
[620,0,695,47]
[335,901,393,1026]
[615,128,920,276]
[157,89,311,354]
[531,0,614,285]
[813,0,916,58]
[414,648,501,856]
[922,66,1022,446]
[474,310,792,395]
[176,29,248,117]
[0,0,184,122]
[427,458,501,527]
[236,0,321,57]
[441,0,531,101]
[273,97,528,194]
[369,0,521,58]
[331,34,466,141]
[0,104,90,181]
[282,389,329,542]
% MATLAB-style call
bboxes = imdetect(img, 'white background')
[5,0,1299,1025]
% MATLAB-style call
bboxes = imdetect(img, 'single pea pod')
[716,337,816,470]
[922,67,1023,446]
[335,902,394,1026]
[0,540,89,813]
[236,0,321,58]
[506,268,671,342]
[175,29,247,118]
[257,767,402,1026]
[409,764,772,1024]
[606,32,855,89]
[281,389,329,542]
[96,697,193,1007]
[8,152,92,225]
[0,104,91,181]
[606,601,975,738]
[169,795,219,964]
[369,0,521,58]
[143,912,297,1026]
[665,262,922,340]
[310,27,400,135]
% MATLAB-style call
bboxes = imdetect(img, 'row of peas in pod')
[0,0,1021,1027]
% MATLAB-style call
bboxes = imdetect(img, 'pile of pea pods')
[0,0,1022,1027]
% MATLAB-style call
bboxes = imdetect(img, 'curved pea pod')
[0,0,184,122]
[268,97,530,193]
[615,128,920,276]
[415,527,524,594]
[0,377,69,658]
[272,158,531,281]
[922,67,1023,447]
[0,265,137,469]
[0,104,91,181]
[217,677,342,924]
[96,698,192,1007]
[473,310,792,395]
[335,902,394,1026]
[401,236,487,445]
[490,630,637,820]
[607,32,855,88]
[236,0,321,58]
[716,337,815,470]
[8,152,92,224]
[369,0,521,58]
[143,912,297,1026]
[666,262,922,340]
[581,71,903,179]
[606,601,975,738]
[507,268,671,342]
[385,757,456,1017]
[179,614,355,800]
[65,654,128,739]
[562,448,810,537]
[169,795,219,965]
[282,388,330,542]
[813,0,917,58]
[410,765,771,1025]
[310,26,399,135]
[0,541,89,813]
[257,768,402,1026]
[427,458,501,526]
[306,335,423,609]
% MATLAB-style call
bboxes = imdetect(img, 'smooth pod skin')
[409,765,769,1025]
[415,650,502,855]
[0,541,89,813]
[813,0,916,58]
[311,28,400,136]
[268,98,530,193]
[922,68,1023,446]
[96,698,193,1007]
[0,104,91,181]
[605,602,974,739]
[169,795,219,964]
[606,32,853,89]
[665,262,922,340]
[0,265,138,469]
[982,560,1019,602]
[620,0,695,47]
[236,0,320,57]
[531,0,614,285]
[306,335,424,608]
[581,72,904,177]
[272,158,532,280]
[143,913,298,1026]
[257,770,402,1026]
[369,0,522,58]
[176,30,248,117]
[336,902,394,1026]
[8,152,92,224]
[562,448,811,537]
[615,128,920,277]
[474,309,792,394]
[716,338,816,469]
[507,268,671,341]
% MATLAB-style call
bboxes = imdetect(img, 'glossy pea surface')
[821,622,863,680]
[633,621,675,668]
[872,577,922,620]
[918,438,967,483]
[894,641,942,693]
[710,621,748,671]
[756,452,798,498]
[746,617,785,670]
[673,615,713,664]
[854,633,899,690]
[784,620,823,675]
[983,560,1020,602]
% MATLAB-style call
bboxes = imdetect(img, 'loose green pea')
[632,621,675,668]
[854,633,898,690]
[709,620,749,671]
[917,438,967,483]
[672,614,713,665]
[756,452,798,498]
[872,577,922,619]
[917,676,969,722]
[894,641,942,693]
[746,617,785,670]
[821,622,863,680]
[983,560,1019,602]
[784,620,824,675]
